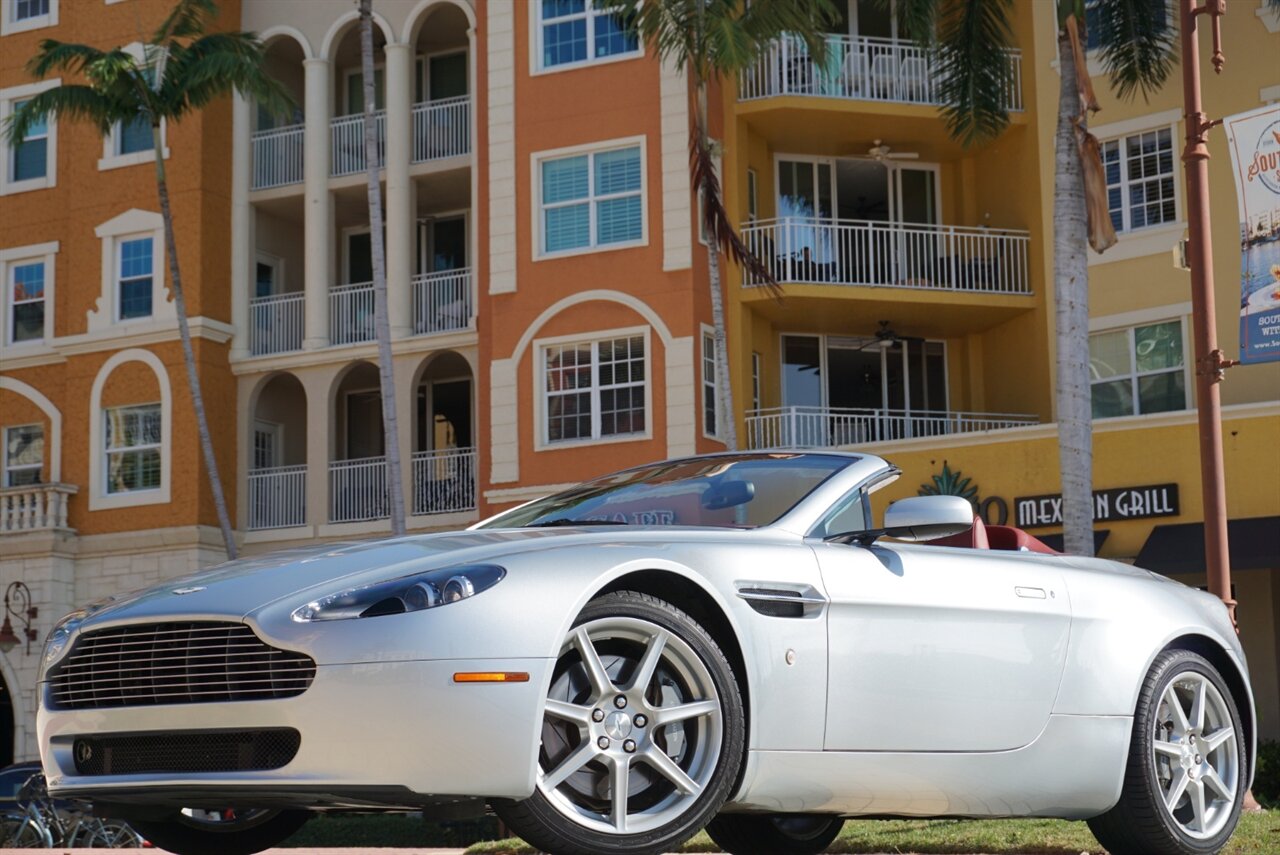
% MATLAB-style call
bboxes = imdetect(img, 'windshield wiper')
[528,518,629,528]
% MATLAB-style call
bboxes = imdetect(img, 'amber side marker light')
[453,671,530,683]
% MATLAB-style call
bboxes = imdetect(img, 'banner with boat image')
[1225,103,1280,365]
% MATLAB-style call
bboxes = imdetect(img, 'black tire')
[706,813,844,855]
[495,590,746,855]
[127,808,309,855]
[1088,649,1246,855]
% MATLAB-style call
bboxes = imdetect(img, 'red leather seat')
[986,525,1060,554]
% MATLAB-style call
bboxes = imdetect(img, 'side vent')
[735,584,826,618]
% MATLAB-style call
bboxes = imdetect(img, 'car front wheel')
[495,590,745,855]
[126,808,309,855]
[706,813,845,854]
[1088,649,1246,855]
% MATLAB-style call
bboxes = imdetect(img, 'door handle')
[1015,586,1047,599]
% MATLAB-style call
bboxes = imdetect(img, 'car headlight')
[38,609,87,680]
[291,564,506,622]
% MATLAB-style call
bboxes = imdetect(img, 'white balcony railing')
[412,96,471,163]
[741,218,1031,295]
[331,111,386,177]
[413,269,472,336]
[329,456,388,523]
[251,123,305,190]
[1,483,76,533]
[740,34,1023,112]
[249,291,305,356]
[330,281,376,346]
[412,447,476,516]
[746,406,1039,450]
[247,465,306,530]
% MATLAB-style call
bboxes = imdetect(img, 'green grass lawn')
[465,811,1279,854]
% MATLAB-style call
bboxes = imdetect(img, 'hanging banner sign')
[1224,103,1280,364]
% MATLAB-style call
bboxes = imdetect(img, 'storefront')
[862,402,1280,740]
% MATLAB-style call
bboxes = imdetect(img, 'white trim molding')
[1088,221,1186,267]
[0,375,62,481]
[1089,301,1193,333]
[0,239,57,348]
[1262,84,1280,105]
[660,56,692,271]
[0,78,59,196]
[87,348,173,510]
[88,208,173,333]
[487,0,516,294]
[529,0,643,77]
[0,0,57,36]
[98,117,169,172]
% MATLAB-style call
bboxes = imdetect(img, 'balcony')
[413,269,472,336]
[330,282,376,346]
[251,123,305,190]
[328,448,477,525]
[331,111,386,177]
[247,465,306,530]
[412,96,471,163]
[742,218,1031,295]
[740,34,1023,112]
[249,292,305,356]
[1,483,76,534]
[747,406,1038,449]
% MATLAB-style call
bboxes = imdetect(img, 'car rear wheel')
[495,590,745,855]
[126,807,308,855]
[1088,649,1245,855]
[706,813,845,854]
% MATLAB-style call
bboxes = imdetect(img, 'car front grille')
[72,729,302,776]
[49,621,317,709]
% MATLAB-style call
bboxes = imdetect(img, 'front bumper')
[39,657,552,808]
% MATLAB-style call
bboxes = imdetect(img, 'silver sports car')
[36,452,1253,855]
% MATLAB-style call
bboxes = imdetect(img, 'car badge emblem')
[172,586,206,595]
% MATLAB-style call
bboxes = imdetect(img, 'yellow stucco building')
[722,1,1280,738]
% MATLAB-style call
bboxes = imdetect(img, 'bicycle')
[5,772,145,848]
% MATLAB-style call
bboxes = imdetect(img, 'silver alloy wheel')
[1151,671,1239,840]
[538,616,724,835]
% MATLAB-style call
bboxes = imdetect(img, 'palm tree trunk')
[151,124,238,560]
[1053,28,1094,557]
[695,83,737,451]
[360,0,406,536]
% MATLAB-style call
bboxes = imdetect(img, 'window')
[746,168,758,223]
[115,115,153,156]
[9,99,46,182]
[8,260,43,343]
[344,66,385,114]
[751,351,761,411]
[537,0,639,71]
[1101,126,1177,233]
[1084,0,1169,52]
[117,236,154,320]
[1090,320,1187,418]
[703,331,720,438]
[3,424,42,487]
[544,334,646,443]
[1,0,54,34]
[540,143,643,254]
[104,403,161,494]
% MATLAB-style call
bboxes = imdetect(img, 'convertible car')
[36,452,1252,855]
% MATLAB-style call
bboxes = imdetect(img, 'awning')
[1135,516,1280,574]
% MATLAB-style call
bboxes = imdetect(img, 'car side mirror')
[882,495,975,541]
[700,480,755,511]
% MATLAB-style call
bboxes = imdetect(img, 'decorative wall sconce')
[0,581,38,655]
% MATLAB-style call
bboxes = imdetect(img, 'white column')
[302,368,331,530]
[303,58,333,350]
[230,93,252,360]
[384,42,414,339]
[395,354,417,519]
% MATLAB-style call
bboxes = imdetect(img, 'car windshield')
[478,453,854,529]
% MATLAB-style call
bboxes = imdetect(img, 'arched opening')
[330,362,388,523]
[329,21,389,178]
[251,35,306,192]
[0,669,14,767]
[248,373,308,530]
[411,351,475,516]
[409,2,471,165]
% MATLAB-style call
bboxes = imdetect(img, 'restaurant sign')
[1015,484,1179,529]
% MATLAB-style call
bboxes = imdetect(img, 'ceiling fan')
[856,320,926,350]
[867,139,920,162]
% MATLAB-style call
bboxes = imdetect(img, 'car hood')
[74,527,637,627]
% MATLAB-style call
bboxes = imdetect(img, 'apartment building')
[719,0,1279,736]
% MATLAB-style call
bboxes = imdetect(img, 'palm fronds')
[1094,0,1176,102]
[153,0,218,44]
[163,32,293,118]
[4,84,117,144]
[935,0,1016,146]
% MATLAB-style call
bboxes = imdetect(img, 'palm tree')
[357,0,406,536]
[5,0,293,560]
[904,0,1174,556]
[600,0,838,450]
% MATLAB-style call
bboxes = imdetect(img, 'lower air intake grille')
[72,729,301,776]
[49,621,316,709]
